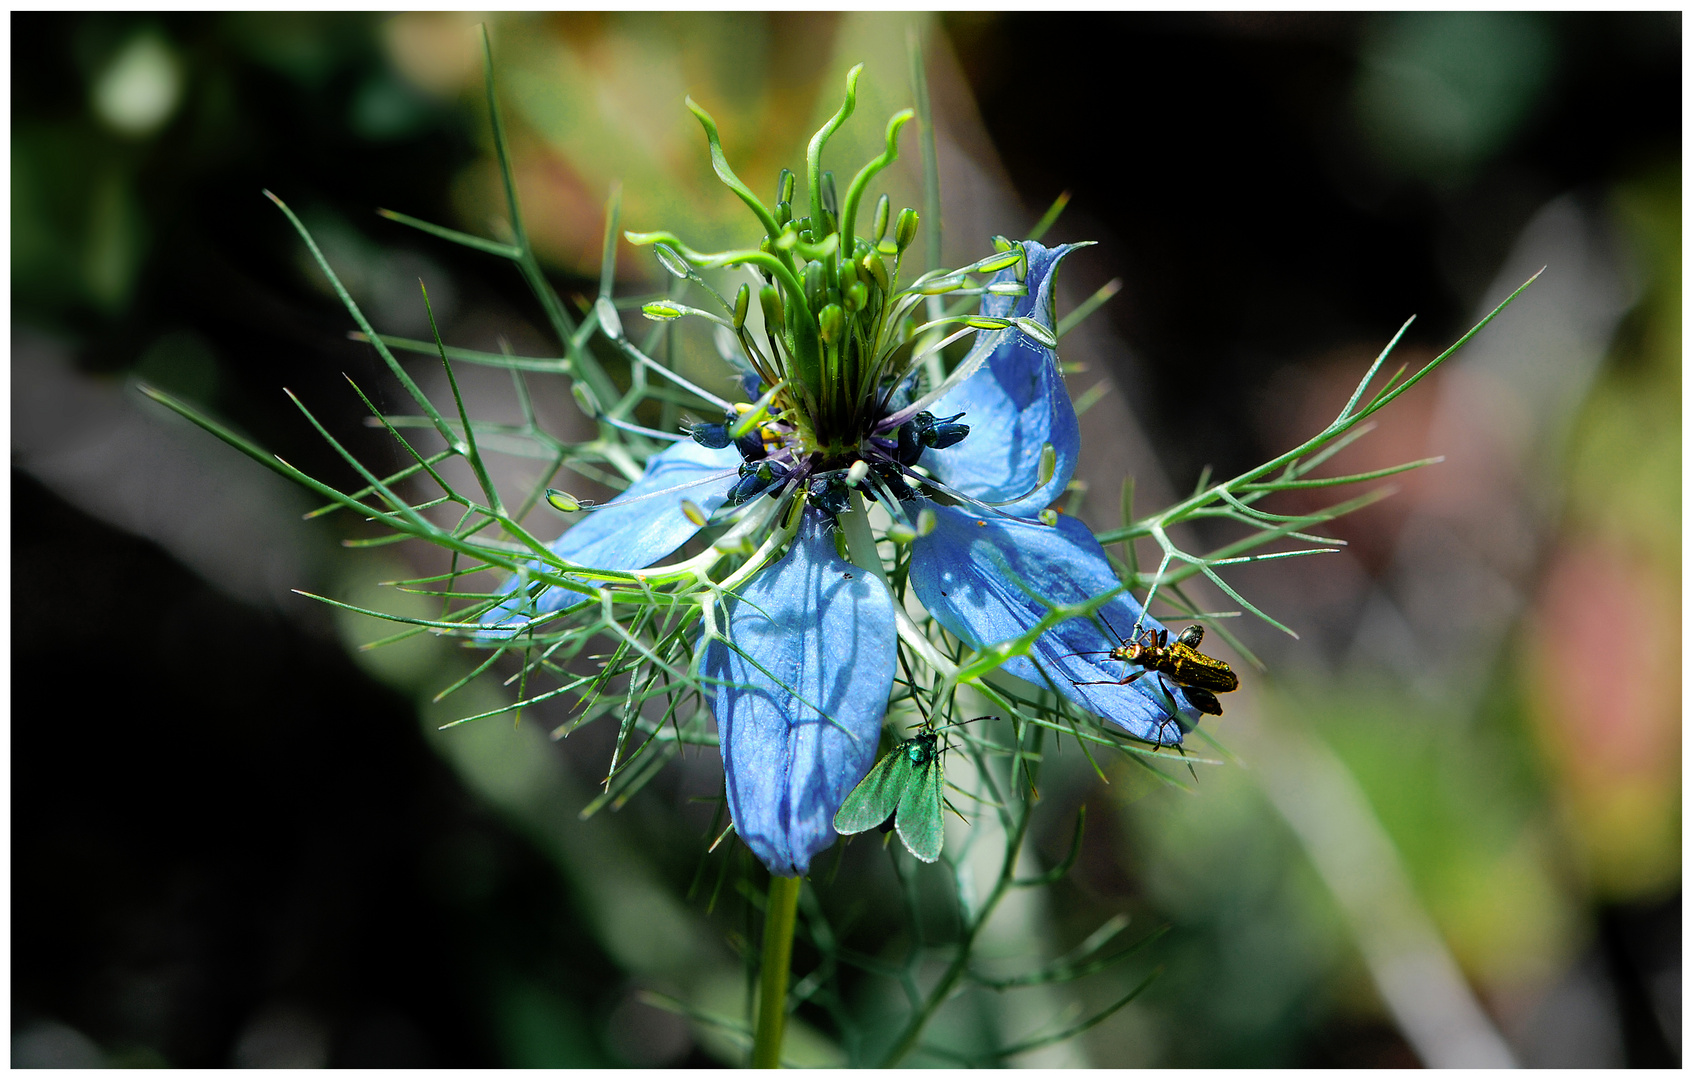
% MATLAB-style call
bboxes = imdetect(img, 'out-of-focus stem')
[1240,710,1518,1068]
[752,874,802,1068]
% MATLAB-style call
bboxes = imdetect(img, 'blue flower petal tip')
[921,241,1086,517]
[908,503,1202,747]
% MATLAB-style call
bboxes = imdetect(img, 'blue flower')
[486,241,1203,877]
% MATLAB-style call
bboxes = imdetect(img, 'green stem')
[878,724,1040,1067]
[753,874,802,1068]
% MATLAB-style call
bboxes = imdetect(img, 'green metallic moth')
[833,729,947,863]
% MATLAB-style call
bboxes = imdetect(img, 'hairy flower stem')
[753,874,803,1068]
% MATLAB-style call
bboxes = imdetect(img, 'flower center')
[692,399,969,514]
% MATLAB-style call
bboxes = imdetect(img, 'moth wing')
[833,747,909,835]
[894,757,945,863]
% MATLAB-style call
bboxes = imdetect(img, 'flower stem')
[752,874,802,1068]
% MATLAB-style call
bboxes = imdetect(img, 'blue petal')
[484,439,740,631]
[907,503,1201,745]
[921,241,1084,517]
[704,510,896,876]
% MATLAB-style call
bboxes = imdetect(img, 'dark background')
[12,12,1679,1066]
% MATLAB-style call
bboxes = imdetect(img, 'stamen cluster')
[630,64,1040,523]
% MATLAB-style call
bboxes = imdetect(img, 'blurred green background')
[11,12,1678,1067]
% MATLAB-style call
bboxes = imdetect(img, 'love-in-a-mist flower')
[485,67,1204,877]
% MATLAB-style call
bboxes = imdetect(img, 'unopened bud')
[843,280,868,314]
[777,167,795,206]
[860,252,889,293]
[818,303,845,346]
[894,208,919,252]
[759,284,785,333]
[872,194,891,243]
[774,200,792,226]
[733,283,751,330]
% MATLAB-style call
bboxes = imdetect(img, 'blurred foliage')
[1522,162,1681,901]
